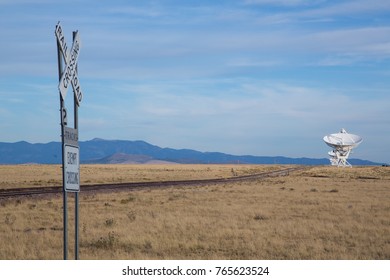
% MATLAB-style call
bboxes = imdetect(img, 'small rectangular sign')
[64,145,80,192]
[64,127,78,147]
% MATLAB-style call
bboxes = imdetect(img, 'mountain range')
[0,138,382,165]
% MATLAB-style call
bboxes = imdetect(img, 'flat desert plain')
[0,164,389,259]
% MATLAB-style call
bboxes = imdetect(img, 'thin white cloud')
[226,58,283,67]
[244,0,317,6]
[299,0,390,17]
[0,0,54,4]
[251,0,390,26]
[106,5,164,18]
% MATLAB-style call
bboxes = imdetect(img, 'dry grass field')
[0,164,389,260]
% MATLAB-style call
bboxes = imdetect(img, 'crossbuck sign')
[55,22,83,105]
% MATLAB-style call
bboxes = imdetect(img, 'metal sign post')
[55,22,83,260]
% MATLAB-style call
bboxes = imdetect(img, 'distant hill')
[85,153,177,165]
[0,138,382,165]
[0,141,60,164]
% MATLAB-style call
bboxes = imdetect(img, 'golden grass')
[0,164,389,260]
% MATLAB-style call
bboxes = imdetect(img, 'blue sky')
[0,0,389,163]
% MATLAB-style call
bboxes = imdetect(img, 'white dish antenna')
[323,128,363,167]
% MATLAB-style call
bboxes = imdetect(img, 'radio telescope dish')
[323,128,362,167]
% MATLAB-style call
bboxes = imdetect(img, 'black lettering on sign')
[64,130,78,143]
[62,108,67,126]
[72,75,83,104]
[55,24,68,60]
[66,171,79,184]
[67,151,78,165]
[63,71,69,89]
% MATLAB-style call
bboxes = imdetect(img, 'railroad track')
[0,166,307,199]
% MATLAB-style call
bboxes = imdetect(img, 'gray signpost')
[55,22,83,260]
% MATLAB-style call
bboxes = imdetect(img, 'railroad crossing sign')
[55,21,82,193]
[55,22,83,105]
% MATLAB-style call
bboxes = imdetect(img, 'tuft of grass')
[4,213,16,225]
[253,214,268,221]
[142,241,153,254]
[120,194,136,204]
[105,218,115,227]
[127,211,136,222]
[88,231,119,249]
[28,204,36,210]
